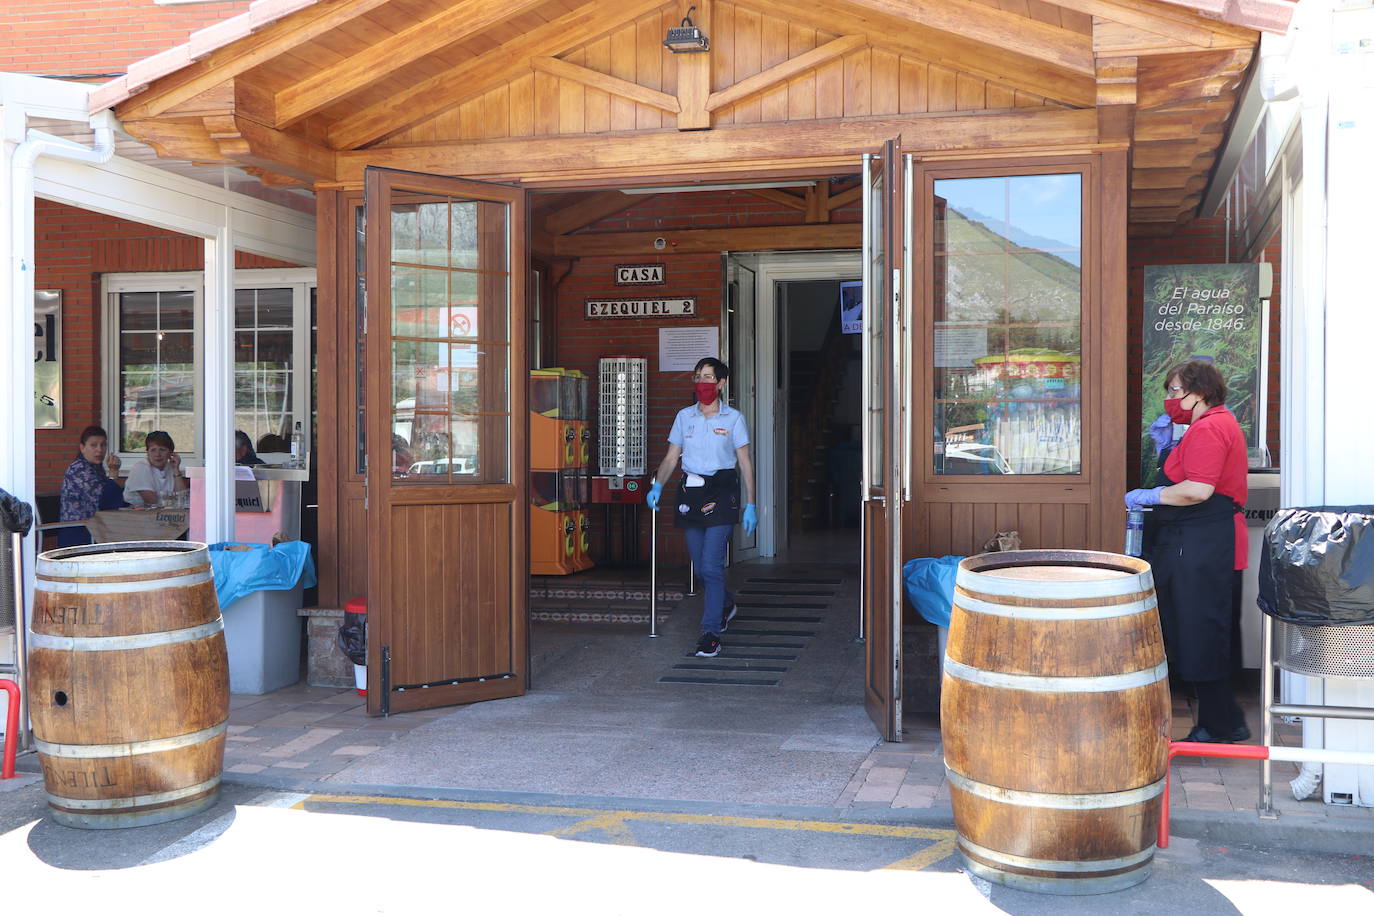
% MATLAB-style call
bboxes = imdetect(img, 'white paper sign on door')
[658,327,719,372]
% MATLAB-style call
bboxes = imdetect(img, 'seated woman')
[123,430,189,508]
[58,425,126,546]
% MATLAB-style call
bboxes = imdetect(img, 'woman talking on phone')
[646,357,757,658]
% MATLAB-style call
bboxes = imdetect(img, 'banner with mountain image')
[1141,264,1263,485]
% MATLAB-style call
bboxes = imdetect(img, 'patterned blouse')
[60,456,108,522]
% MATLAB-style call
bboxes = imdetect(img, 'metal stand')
[685,560,697,597]
[648,509,658,638]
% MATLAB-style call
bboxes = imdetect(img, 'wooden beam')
[204,114,338,184]
[835,0,1094,76]
[275,0,549,127]
[553,223,861,257]
[532,56,680,114]
[827,184,863,210]
[543,190,641,236]
[1131,166,1200,188]
[805,181,831,223]
[336,110,1100,183]
[746,188,809,210]
[675,0,711,130]
[1095,55,1136,143]
[1050,0,1257,48]
[705,35,867,113]
[766,0,1096,107]
[327,0,668,150]
[117,0,398,120]
[120,117,225,162]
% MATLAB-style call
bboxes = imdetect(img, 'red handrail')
[0,678,19,779]
[1158,740,1269,848]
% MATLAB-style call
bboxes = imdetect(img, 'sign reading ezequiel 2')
[586,298,695,319]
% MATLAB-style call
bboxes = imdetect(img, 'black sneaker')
[720,604,738,632]
[694,633,721,658]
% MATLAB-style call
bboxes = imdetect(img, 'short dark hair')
[78,425,107,445]
[257,433,289,453]
[1164,358,1227,405]
[145,430,175,451]
[235,430,253,452]
[693,357,729,382]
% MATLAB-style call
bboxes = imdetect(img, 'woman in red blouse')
[1125,359,1249,743]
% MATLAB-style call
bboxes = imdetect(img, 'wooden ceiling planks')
[106,0,1262,234]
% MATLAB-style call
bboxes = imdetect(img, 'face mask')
[1164,396,1195,425]
[694,381,719,405]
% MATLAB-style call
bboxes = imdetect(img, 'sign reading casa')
[586,298,696,319]
[614,263,665,285]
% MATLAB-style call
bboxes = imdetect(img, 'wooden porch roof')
[90,0,1295,236]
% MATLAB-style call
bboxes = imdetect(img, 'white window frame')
[102,268,317,463]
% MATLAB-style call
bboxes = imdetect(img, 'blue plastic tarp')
[209,541,317,610]
[902,555,964,628]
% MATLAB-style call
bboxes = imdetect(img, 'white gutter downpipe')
[5,114,117,505]
[3,110,115,747]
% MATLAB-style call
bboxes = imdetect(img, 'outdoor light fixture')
[663,6,709,53]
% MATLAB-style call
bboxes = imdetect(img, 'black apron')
[1144,465,1240,682]
[672,467,740,529]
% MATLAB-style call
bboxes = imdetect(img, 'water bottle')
[290,421,303,468]
[1124,509,1146,557]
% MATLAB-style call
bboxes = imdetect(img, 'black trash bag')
[1258,505,1374,626]
[337,611,367,666]
[0,488,33,536]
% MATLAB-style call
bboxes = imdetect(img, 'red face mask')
[1164,396,1195,425]
[694,381,719,405]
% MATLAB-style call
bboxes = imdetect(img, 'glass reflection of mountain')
[941,207,1081,325]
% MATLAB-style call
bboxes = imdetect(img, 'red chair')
[0,678,19,779]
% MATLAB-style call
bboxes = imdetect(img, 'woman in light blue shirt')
[646,357,756,658]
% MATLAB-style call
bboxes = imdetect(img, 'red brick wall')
[1126,215,1282,486]
[0,1,251,78]
[34,199,298,495]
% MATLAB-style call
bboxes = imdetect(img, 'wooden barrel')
[30,541,228,829]
[940,549,1170,895]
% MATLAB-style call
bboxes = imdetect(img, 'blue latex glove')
[646,480,663,512]
[1148,413,1174,455]
[742,503,758,536]
[1124,487,1166,511]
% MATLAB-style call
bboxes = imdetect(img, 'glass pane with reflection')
[932,173,1082,476]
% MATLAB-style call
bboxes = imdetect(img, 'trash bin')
[209,541,317,695]
[339,596,367,696]
[902,555,963,668]
[1258,505,1374,806]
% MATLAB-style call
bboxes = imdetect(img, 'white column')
[1321,5,1374,504]
[203,210,236,544]
[1,106,35,513]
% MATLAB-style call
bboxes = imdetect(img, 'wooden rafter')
[532,57,680,114]
[744,188,808,210]
[117,0,398,120]
[274,0,551,128]
[706,35,867,113]
[1051,0,1257,49]
[543,190,643,235]
[327,0,668,150]
[765,0,1096,107]
[836,0,1095,76]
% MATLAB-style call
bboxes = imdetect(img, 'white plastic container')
[222,585,304,694]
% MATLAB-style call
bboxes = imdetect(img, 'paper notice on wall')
[659,327,719,372]
[934,326,987,367]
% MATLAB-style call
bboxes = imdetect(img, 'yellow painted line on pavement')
[299,793,957,870]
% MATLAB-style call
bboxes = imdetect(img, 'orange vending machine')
[530,369,592,574]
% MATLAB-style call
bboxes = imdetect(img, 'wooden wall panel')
[391,2,1058,143]
[910,500,1099,557]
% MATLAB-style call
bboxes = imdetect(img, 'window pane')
[118,291,197,452]
[389,191,509,484]
[932,173,1082,476]
[234,289,296,447]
